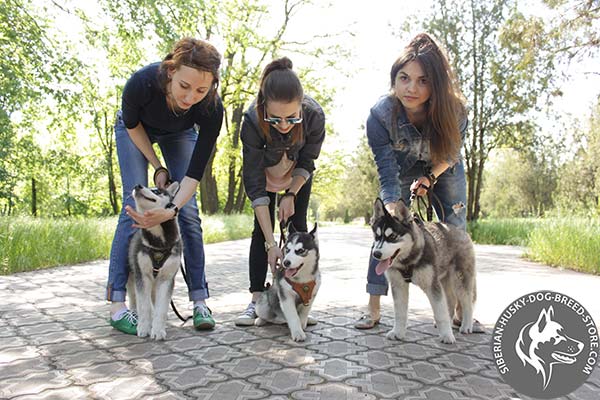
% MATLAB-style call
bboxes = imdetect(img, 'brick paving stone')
[1,227,598,400]
[307,340,368,357]
[347,370,422,398]
[0,357,52,379]
[429,352,490,373]
[52,349,116,369]
[291,382,377,400]
[188,379,268,400]
[157,365,228,390]
[302,357,371,381]
[444,374,517,400]
[0,370,72,398]
[0,335,29,350]
[346,349,410,370]
[10,386,90,400]
[248,368,323,395]
[68,360,137,385]
[214,355,281,378]
[0,345,39,363]
[262,346,327,367]
[233,338,292,356]
[403,387,474,400]
[187,344,245,363]
[391,360,462,385]
[130,353,197,374]
[88,375,166,399]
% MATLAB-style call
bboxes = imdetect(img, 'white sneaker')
[235,302,257,326]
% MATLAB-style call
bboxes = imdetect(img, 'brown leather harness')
[285,278,316,306]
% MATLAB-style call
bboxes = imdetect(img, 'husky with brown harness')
[255,223,320,342]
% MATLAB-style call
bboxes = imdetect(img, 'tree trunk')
[224,104,244,214]
[31,177,37,217]
[200,146,219,214]
[234,166,246,212]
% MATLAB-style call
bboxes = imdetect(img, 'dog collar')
[285,278,316,306]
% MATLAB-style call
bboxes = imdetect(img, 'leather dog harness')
[142,244,176,278]
[285,278,316,306]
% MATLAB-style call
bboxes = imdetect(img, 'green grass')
[468,217,600,275]
[526,218,600,275]
[468,218,538,246]
[0,214,254,275]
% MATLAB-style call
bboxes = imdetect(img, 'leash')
[170,264,193,325]
[409,182,445,222]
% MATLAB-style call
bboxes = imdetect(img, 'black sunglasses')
[263,107,303,126]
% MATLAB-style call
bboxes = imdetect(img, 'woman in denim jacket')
[235,57,326,326]
[355,33,482,332]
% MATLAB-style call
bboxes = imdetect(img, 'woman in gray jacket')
[235,57,326,326]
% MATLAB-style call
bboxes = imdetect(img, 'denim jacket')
[366,95,468,205]
[241,95,326,208]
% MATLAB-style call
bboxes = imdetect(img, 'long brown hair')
[256,57,304,143]
[390,33,465,164]
[158,37,221,109]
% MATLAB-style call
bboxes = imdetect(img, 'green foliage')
[468,218,537,246]
[0,213,254,275]
[526,218,600,274]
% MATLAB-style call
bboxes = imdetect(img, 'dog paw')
[439,332,456,344]
[254,317,267,327]
[459,325,473,334]
[386,329,406,340]
[290,329,306,342]
[151,326,167,341]
[137,323,151,338]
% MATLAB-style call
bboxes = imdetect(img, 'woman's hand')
[384,202,396,216]
[267,246,283,274]
[410,176,432,198]
[125,205,175,229]
[278,195,295,223]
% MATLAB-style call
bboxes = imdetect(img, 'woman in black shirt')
[107,38,223,334]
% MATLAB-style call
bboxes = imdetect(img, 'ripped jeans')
[366,160,467,296]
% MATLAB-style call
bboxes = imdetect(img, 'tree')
[424,0,558,220]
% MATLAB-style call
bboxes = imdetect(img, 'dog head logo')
[515,306,584,390]
[493,291,598,399]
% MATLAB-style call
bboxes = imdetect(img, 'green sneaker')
[193,304,215,330]
[109,310,138,335]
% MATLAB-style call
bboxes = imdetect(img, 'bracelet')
[153,166,169,185]
[427,172,437,186]
[282,191,297,201]
[264,241,278,252]
[165,202,179,218]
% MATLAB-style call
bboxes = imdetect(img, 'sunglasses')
[263,107,303,126]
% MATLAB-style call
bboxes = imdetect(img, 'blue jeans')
[366,161,467,295]
[106,113,209,302]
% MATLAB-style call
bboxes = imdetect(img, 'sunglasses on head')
[263,107,303,126]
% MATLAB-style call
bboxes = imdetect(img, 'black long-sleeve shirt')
[121,62,223,181]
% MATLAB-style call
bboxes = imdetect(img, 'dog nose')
[373,250,382,259]
[134,184,143,190]
[283,260,291,267]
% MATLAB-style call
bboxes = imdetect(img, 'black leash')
[409,182,445,222]
[170,263,193,325]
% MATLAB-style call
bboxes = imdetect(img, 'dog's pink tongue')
[375,258,391,275]
[285,268,298,278]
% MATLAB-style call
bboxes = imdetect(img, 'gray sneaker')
[235,302,257,326]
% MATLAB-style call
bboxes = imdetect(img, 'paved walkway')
[1,225,599,399]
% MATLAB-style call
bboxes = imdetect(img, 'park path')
[0,225,598,399]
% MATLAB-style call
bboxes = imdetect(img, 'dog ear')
[166,181,180,197]
[535,306,553,333]
[373,198,386,219]
[286,220,297,234]
[394,201,413,223]
[309,222,318,243]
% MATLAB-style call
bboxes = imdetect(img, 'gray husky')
[371,198,477,344]
[255,223,320,342]
[127,182,182,340]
